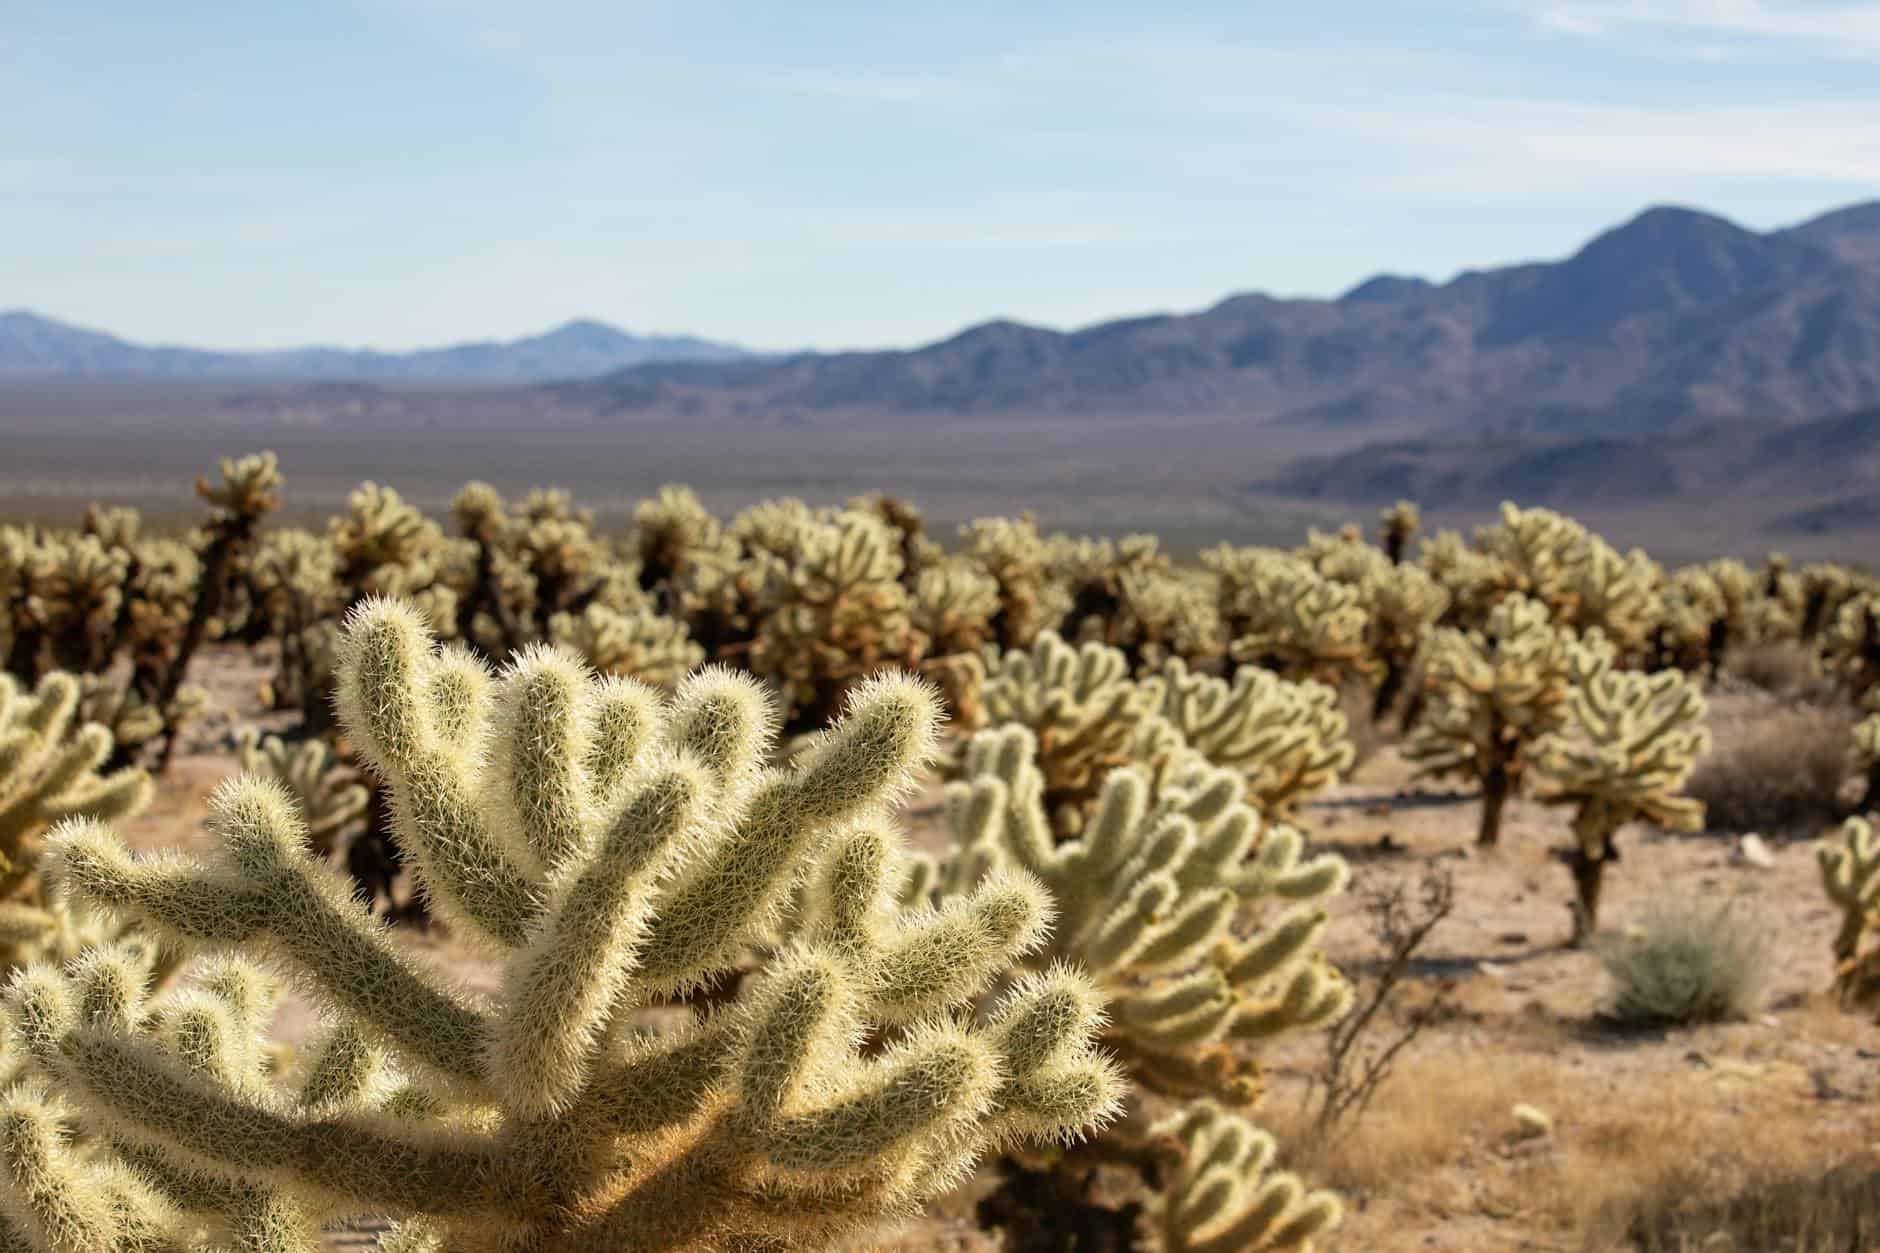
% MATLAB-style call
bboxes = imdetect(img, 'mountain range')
[557,200,1880,434]
[10,199,1880,438]
[0,315,749,381]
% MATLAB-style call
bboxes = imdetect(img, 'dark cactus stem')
[1372,660,1407,723]
[149,523,244,773]
[1477,763,1510,846]
[1566,831,1618,945]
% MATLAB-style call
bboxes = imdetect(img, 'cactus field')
[1,460,1878,1252]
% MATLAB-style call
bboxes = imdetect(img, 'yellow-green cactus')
[1141,659,1354,821]
[548,602,703,688]
[0,671,152,970]
[960,515,1075,650]
[1404,594,1573,847]
[1206,548,1377,690]
[1819,816,1880,1006]
[1138,1101,1342,1253]
[1532,641,1709,937]
[935,724,1350,1107]
[1,599,1121,1251]
[979,631,1157,829]
[745,508,927,729]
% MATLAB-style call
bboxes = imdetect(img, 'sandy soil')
[118,648,1880,1252]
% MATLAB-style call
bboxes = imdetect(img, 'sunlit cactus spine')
[0,598,1122,1250]
[1531,640,1709,939]
[1138,1101,1342,1253]
[1819,816,1880,1007]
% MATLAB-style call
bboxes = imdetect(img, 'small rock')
[1510,1104,1553,1140]
[1759,1014,1780,1028]
[1735,834,1775,869]
[1477,961,1508,978]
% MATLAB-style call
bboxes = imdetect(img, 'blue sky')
[6,1,1880,352]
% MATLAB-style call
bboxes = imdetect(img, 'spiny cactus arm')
[1139,1101,1341,1253]
[1819,817,1880,971]
[488,761,704,1117]
[235,730,365,858]
[46,797,491,1083]
[334,599,544,946]
[0,1081,158,1253]
[804,823,1051,1024]
[633,673,940,991]
[658,666,775,790]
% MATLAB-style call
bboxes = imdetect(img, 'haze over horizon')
[10,1,1880,354]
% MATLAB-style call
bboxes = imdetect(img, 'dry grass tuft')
[1594,904,1768,1030]
[1720,641,1838,704]
[1686,701,1853,834]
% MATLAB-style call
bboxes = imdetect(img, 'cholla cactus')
[1207,549,1376,690]
[1378,501,1419,566]
[3,600,1121,1250]
[1,673,153,887]
[235,729,367,859]
[122,453,282,770]
[548,602,703,688]
[1404,595,1573,846]
[1532,643,1709,937]
[1562,538,1662,663]
[910,559,1000,726]
[1855,695,1880,814]
[1472,502,1588,622]
[1825,591,1880,701]
[1138,1101,1342,1253]
[0,672,152,970]
[1819,816,1880,1006]
[960,515,1074,649]
[980,632,1156,828]
[1365,562,1449,722]
[746,509,926,729]
[1142,660,1353,821]
[938,724,1350,1107]
[17,535,128,677]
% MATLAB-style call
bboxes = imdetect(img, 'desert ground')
[119,643,1880,1253]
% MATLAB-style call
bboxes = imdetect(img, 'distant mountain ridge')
[556,200,1880,433]
[0,314,749,381]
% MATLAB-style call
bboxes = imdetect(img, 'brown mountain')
[556,201,1880,433]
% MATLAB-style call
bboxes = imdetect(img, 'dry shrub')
[1720,641,1836,703]
[1623,1159,1880,1253]
[1685,701,1852,834]
[1269,1048,1560,1195]
[1554,1080,1832,1248]
[1594,904,1767,1029]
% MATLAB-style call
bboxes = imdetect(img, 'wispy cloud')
[1522,0,1880,54]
